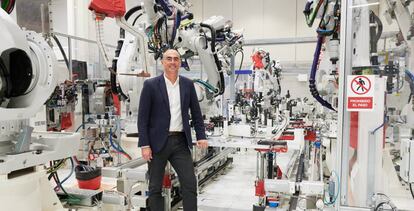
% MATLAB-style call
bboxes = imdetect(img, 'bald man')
[138,49,208,210]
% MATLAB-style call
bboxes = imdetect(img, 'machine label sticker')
[347,75,375,111]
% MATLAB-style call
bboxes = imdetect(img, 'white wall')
[188,0,316,67]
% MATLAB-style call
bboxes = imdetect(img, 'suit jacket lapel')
[158,76,170,114]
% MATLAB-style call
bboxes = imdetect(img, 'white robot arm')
[0,10,63,119]
[89,0,243,103]
[176,15,243,101]
[135,0,243,100]
[0,9,79,174]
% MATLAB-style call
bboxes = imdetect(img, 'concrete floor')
[198,149,259,211]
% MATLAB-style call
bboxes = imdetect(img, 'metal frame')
[336,1,388,210]
[336,0,353,208]
[52,32,117,80]
[244,37,317,46]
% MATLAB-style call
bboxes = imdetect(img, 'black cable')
[373,12,383,42]
[317,0,330,30]
[201,31,209,49]
[200,23,217,53]
[316,0,338,36]
[110,40,124,96]
[48,160,69,196]
[234,50,244,84]
[124,5,142,21]
[120,5,143,41]
[170,9,182,47]
[53,171,70,196]
[374,202,391,211]
[276,78,282,95]
[2,0,15,14]
[52,35,70,69]
[155,16,165,41]
[199,23,225,95]
[8,0,15,14]
[0,58,11,98]
[370,11,383,66]
[237,50,244,71]
[132,13,143,26]
[410,183,414,199]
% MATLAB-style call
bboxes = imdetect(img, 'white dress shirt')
[164,74,183,132]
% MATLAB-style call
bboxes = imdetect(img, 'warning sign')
[347,75,375,111]
[351,76,371,95]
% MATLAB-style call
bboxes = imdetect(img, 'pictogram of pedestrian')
[356,78,366,92]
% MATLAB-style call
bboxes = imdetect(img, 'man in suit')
[138,49,208,211]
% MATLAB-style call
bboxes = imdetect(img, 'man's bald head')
[162,49,180,60]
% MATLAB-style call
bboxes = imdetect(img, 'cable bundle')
[1,0,15,14]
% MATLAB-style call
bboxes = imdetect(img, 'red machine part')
[77,176,102,190]
[255,179,265,197]
[112,93,121,115]
[290,120,306,128]
[277,135,294,141]
[88,153,96,161]
[163,174,172,189]
[272,146,288,153]
[252,51,264,70]
[350,111,359,149]
[255,146,288,153]
[60,112,73,130]
[88,0,126,18]
[276,165,283,179]
[304,129,317,142]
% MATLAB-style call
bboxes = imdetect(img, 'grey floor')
[198,149,259,211]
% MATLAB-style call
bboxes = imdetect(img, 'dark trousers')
[148,134,197,211]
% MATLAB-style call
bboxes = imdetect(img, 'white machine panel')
[300,181,325,195]
[400,139,414,183]
[264,179,296,194]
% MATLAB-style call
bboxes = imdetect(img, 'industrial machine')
[279,0,414,210]
[45,80,78,132]
[83,0,244,210]
[2,0,414,210]
[0,7,80,211]
[225,49,285,139]
[88,0,243,135]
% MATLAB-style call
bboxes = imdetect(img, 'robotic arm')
[89,0,243,102]
[139,0,244,100]
[177,15,243,100]
[384,0,414,119]
[0,7,79,174]
[0,10,63,118]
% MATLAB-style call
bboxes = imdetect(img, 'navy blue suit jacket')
[138,75,207,153]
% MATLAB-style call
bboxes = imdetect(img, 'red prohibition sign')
[351,76,371,95]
